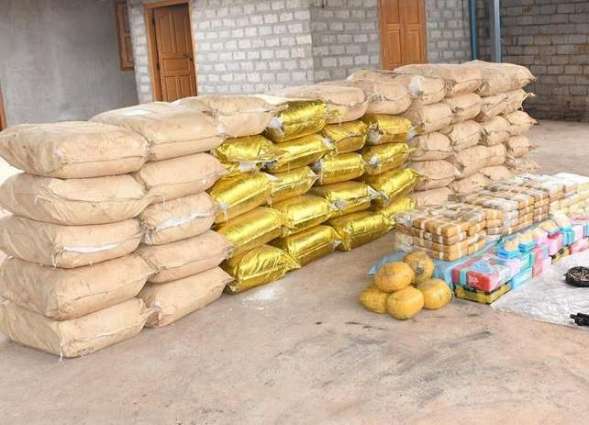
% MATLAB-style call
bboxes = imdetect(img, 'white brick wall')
[127,0,472,102]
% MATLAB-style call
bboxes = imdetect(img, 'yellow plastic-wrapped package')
[223,245,299,294]
[216,207,285,258]
[365,168,420,208]
[362,143,410,175]
[312,181,377,217]
[209,172,271,223]
[264,100,327,143]
[312,153,365,185]
[213,135,283,169]
[330,211,391,251]
[375,196,416,226]
[362,115,414,145]
[220,161,260,176]
[265,134,333,173]
[274,225,340,266]
[273,195,334,236]
[321,120,368,154]
[268,167,318,204]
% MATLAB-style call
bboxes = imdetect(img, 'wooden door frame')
[0,83,7,131]
[144,0,197,101]
[378,0,428,68]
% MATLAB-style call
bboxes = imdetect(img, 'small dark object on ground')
[570,312,589,327]
[565,266,589,287]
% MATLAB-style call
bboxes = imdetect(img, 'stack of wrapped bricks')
[205,84,419,294]
[349,60,538,207]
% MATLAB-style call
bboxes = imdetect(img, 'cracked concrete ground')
[0,120,588,425]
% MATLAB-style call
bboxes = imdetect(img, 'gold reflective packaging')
[209,172,271,223]
[213,135,283,167]
[375,196,416,226]
[312,152,365,185]
[265,134,333,173]
[268,167,318,204]
[216,207,284,258]
[223,245,299,294]
[329,211,391,251]
[362,143,410,175]
[312,181,375,217]
[365,168,420,208]
[220,161,260,176]
[272,195,334,236]
[264,100,328,143]
[321,120,368,154]
[274,225,339,266]
[362,114,413,145]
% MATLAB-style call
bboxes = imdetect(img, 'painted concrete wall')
[0,0,138,126]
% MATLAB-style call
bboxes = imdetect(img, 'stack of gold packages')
[394,203,489,261]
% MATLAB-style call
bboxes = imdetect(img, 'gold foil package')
[265,134,333,173]
[321,120,368,154]
[216,207,284,258]
[312,181,377,217]
[312,153,365,185]
[273,195,334,236]
[264,100,328,142]
[375,196,416,226]
[223,245,299,294]
[330,211,390,251]
[362,143,410,175]
[362,114,414,145]
[209,172,271,223]
[365,168,420,208]
[268,167,318,204]
[274,225,340,266]
[213,135,283,168]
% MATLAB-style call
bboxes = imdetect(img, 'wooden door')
[153,3,196,101]
[0,83,6,131]
[379,0,427,70]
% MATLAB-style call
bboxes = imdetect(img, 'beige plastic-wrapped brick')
[450,173,490,195]
[0,173,150,226]
[486,144,507,166]
[504,111,537,136]
[174,94,287,138]
[137,230,231,284]
[410,187,453,208]
[0,298,151,358]
[480,116,511,146]
[273,84,368,124]
[140,193,216,245]
[326,78,412,115]
[0,216,142,268]
[444,93,482,123]
[0,121,148,178]
[402,102,453,134]
[505,136,533,158]
[480,166,514,181]
[348,69,446,104]
[91,102,224,161]
[139,267,232,328]
[441,120,482,151]
[450,145,490,178]
[476,93,508,121]
[409,160,458,190]
[394,63,482,97]
[408,132,452,161]
[0,255,153,320]
[134,153,226,204]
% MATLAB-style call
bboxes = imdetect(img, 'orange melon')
[416,278,452,310]
[374,261,415,293]
[359,286,389,314]
[403,250,435,284]
[386,286,424,320]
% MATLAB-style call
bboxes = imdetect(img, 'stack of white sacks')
[0,121,154,357]
[349,61,538,207]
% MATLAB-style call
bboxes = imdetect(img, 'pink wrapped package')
[547,233,564,256]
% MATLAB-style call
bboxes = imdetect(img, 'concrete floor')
[1,120,589,425]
